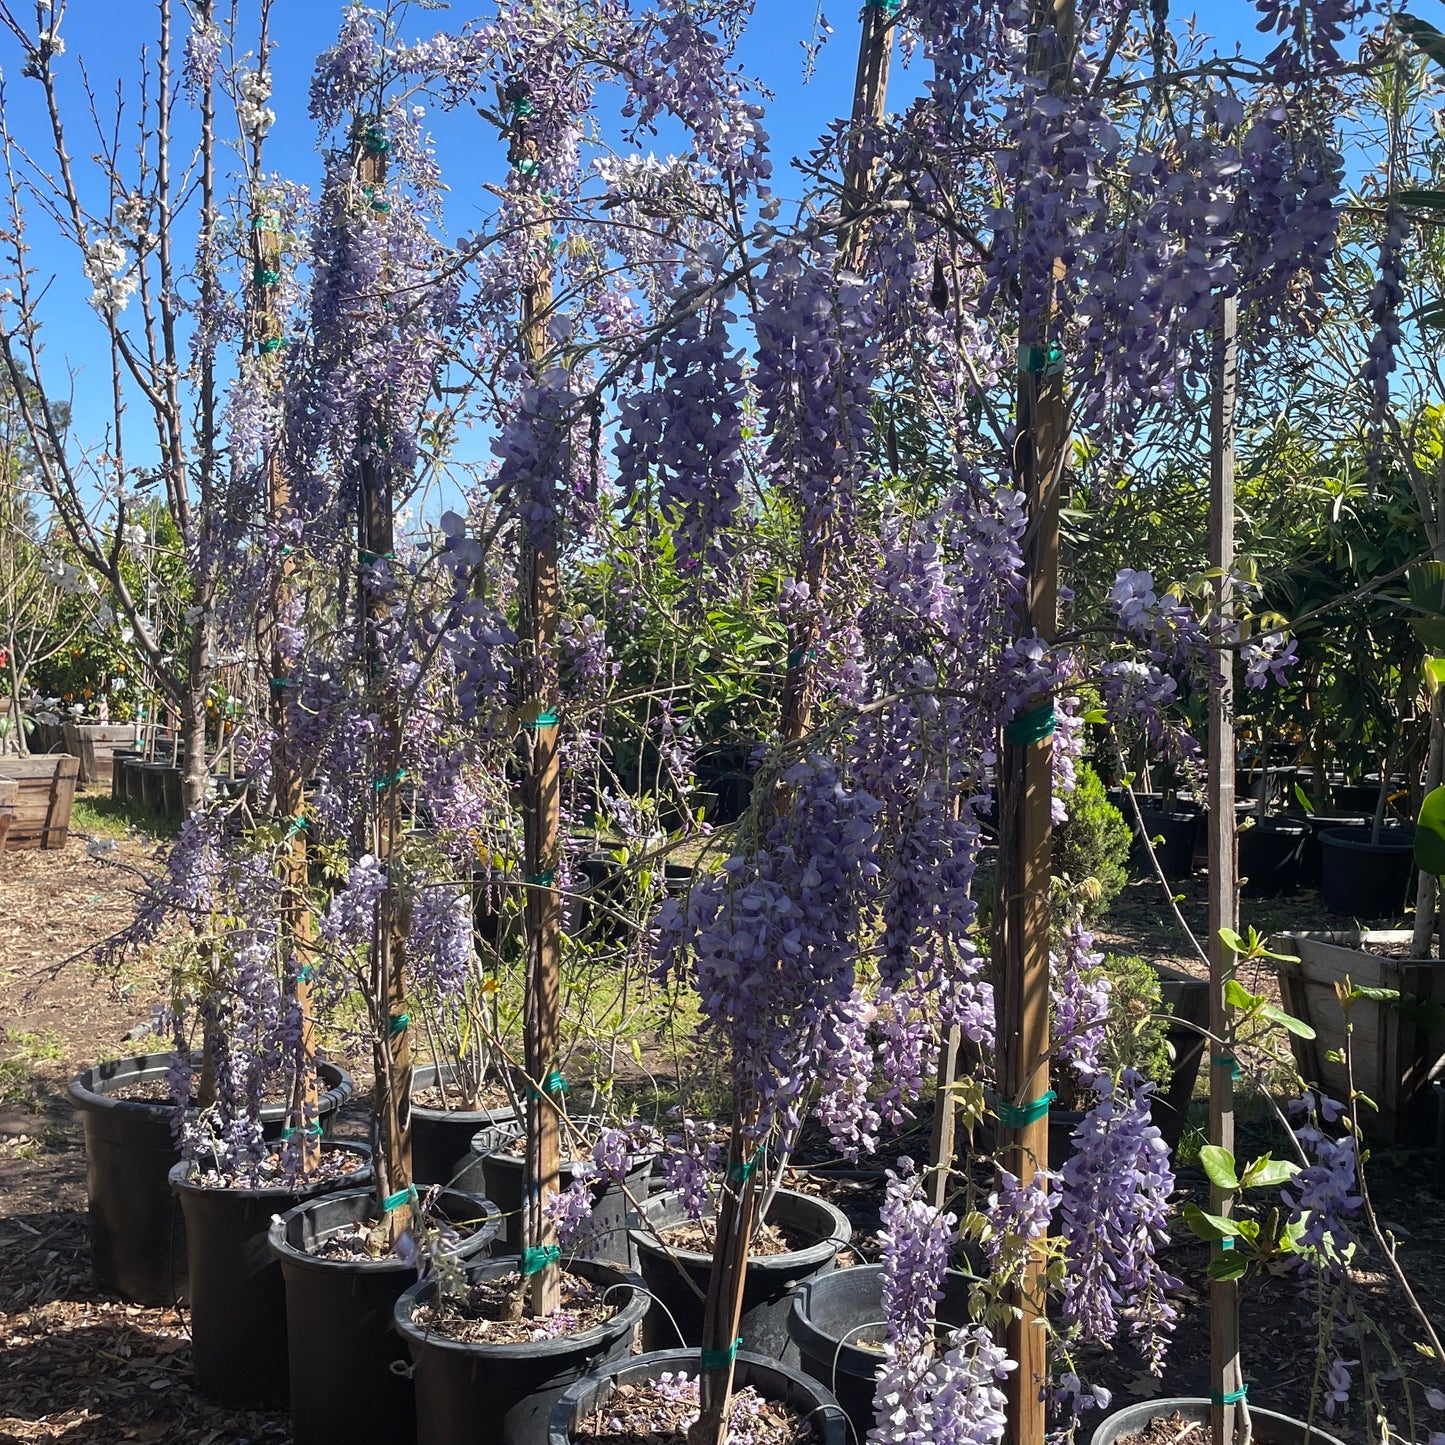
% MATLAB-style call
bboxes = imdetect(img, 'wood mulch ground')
[3,824,1443,1442]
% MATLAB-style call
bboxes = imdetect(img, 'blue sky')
[0,0,1270,468]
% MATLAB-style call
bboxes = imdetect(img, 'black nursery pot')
[788,1264,974,1440]
[169,1141,371,1408]
[1237,816,1309,898]
[629,1188,852,1361]
[1319,827,1416,918]
[411,1062,518,1191]
[470,1121,653,1268]
[1298,812,1369,888]
[548,1348,848,1445]
[1128,800,1202,881]
[394,1256,649,1445]
[269,1186,500,1445]
[1091,1397,1345,1445]
[65,1053,352,1306]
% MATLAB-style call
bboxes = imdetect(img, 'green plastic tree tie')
[521,1244,560,1276]
[699,1338,743,1369]
[864,0,901,11]
[364,126,390,153]
[996,1090,1055,1129]
[1219,1236,1236,1252]
[382,1184,417,1213]
[251,215,280,231]
[1017,340,1065,376]
[726,1148,765,1184]
[509,95,533,121]
[296,963,317,981]
[1211,1053,1243,1081]
[1210,1386,1248,1405]
[281,1123,323,1139]
[259,337,284,354]
[269,677,294,690]
[285,814,308,839]
[358,548,397,564]
[524,870,556,887]
[1002,702,1056,747]
[388,1013,410,1036]
[254,266,281,287]
[527,1069,568,1100]
[373,768,407,791]
[524,709,559,729]
[516,157,539,178]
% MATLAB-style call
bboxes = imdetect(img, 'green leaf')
[1207,1253,1249,1282]
[1397,187,1445,212]
[1425,657,1445,699]
[1200,1145,1241,1192]
[1218,927,1247,958]
[1240,1155,1301,1189]
[1082,707,1108,725]
[1225,978,1265,1013]
[1351,985,1401,1003]
[1400,14,1445,72]
[1418,785,1445,877]
[1182,1202,1242,1241]
[1294,783,1313,812]
[1261,1003,1316,1040]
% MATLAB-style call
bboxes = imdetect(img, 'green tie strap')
[364,126,389,153]
[259,336,284,354]
[524,709,559,729]
[1018,341,1065,376]
[285,814,308,839]
[269,677,294,690]
[254,266,281,288]
[388,1013,410,1036]
[1002,702,1056,747]
[383,1184,417,1213]
[1210,1386,1248,1405]
[281,1123,323,1140]
[699,1337,743,1369]
[358,548,397,564]
[524,870,556,887]
[374,768,407,791]
[527,1069,567,1100]
[521,1244,560,1276]
[996,1090,1055,1129]
[726,1148,765,1184]
[296,963,317,982]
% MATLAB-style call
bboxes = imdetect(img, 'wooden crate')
[62,722,142,785]
[0,778,16,854]
[0,753,79,851]
[1271,930,1445,1145]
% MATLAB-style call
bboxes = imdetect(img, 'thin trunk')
[1207,297,1244,1445]
[1413,692,1443,958]
[691,9,894,1442]
[356,130,414,1248]
[508,95,564,1319]
[995,8,1074,1444]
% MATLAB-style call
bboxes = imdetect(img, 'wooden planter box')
[1270,930,1445,1145]
[0,778,16,853]
[62,721,142,785]
[0,753,79,851]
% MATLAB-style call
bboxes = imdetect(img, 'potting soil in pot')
[660,1216,803,1256]
[571,1374,821,1445]
[411,1267,621,1344]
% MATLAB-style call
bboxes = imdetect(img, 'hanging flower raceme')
[871,1166,1014,1445]
[1059,1070,1180,1372]
[1281,1091,1362,1281]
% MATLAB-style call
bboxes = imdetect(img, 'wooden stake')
[355,128,414,1248]
[504,94,564,1320]
[1207,295,1242,1445]
[996,6,1075,1439]
[694,13,896,1443]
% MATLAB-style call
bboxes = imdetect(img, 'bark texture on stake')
[690,12,895,1445]
[1207,297,1243,1445]
[995,12,1074,1441]
[253,203,320,1172]
[508,97,563,1320]
[356,128,414,1249]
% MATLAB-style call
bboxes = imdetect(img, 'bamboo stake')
[356,126,414,1249]
[1207,295,1243,1445]
[505,89,564,1320]
[691,11,896,1445]
[996,6,1075,1440]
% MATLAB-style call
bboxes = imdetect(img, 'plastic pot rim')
[629,1187,851,1270]
[393,1257,649,1361]
[267,1185,501,1276]
[469,1118,655,1175]
[168,1140,372,1200]
[1089,1395,1346,1445]
[410,1060,519,1125]
[1318,827,1415,853]
[66,1052,354,1124]
[547,1346,847,1445]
